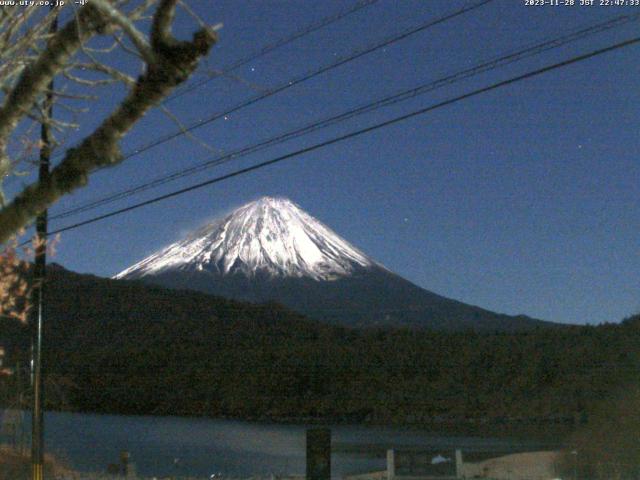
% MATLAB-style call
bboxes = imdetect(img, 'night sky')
[7,0,640,325]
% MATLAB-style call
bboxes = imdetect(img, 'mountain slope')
[116,197,552,331]
[116,196,374,281]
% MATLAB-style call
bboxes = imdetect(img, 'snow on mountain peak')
[115,197,374,281]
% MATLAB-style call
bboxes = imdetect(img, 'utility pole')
[31,7,57,480]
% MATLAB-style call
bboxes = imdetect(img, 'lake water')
[1,410,544,478]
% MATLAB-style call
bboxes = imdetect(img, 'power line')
[92,0,495,169]
[166,0,380,103]
[45,35,640,238]
[40,0,379,169]
[50,12,640,221]
[24,0,492,206]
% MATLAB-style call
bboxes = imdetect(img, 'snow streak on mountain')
[115,197,375,281]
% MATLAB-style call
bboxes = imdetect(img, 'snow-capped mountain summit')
[115,196,374,281]
[115,197,551,331]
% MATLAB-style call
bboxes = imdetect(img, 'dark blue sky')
[10,0,639,325]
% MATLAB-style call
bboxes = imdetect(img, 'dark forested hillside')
[1,266,638,432]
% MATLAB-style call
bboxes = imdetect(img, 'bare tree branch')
[0,1,217,243]
[91,0,156,64]
[159,104,223,155]
[0,5,110,178]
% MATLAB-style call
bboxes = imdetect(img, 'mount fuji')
[115,197,550,331]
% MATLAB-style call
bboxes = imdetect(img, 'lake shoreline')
[1,409,565,479]
[1,405,573,443]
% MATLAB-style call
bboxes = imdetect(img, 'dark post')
[120,450,130,476]
[30,103,49,480]
[306,428,331,480]
[31,8,57,480]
